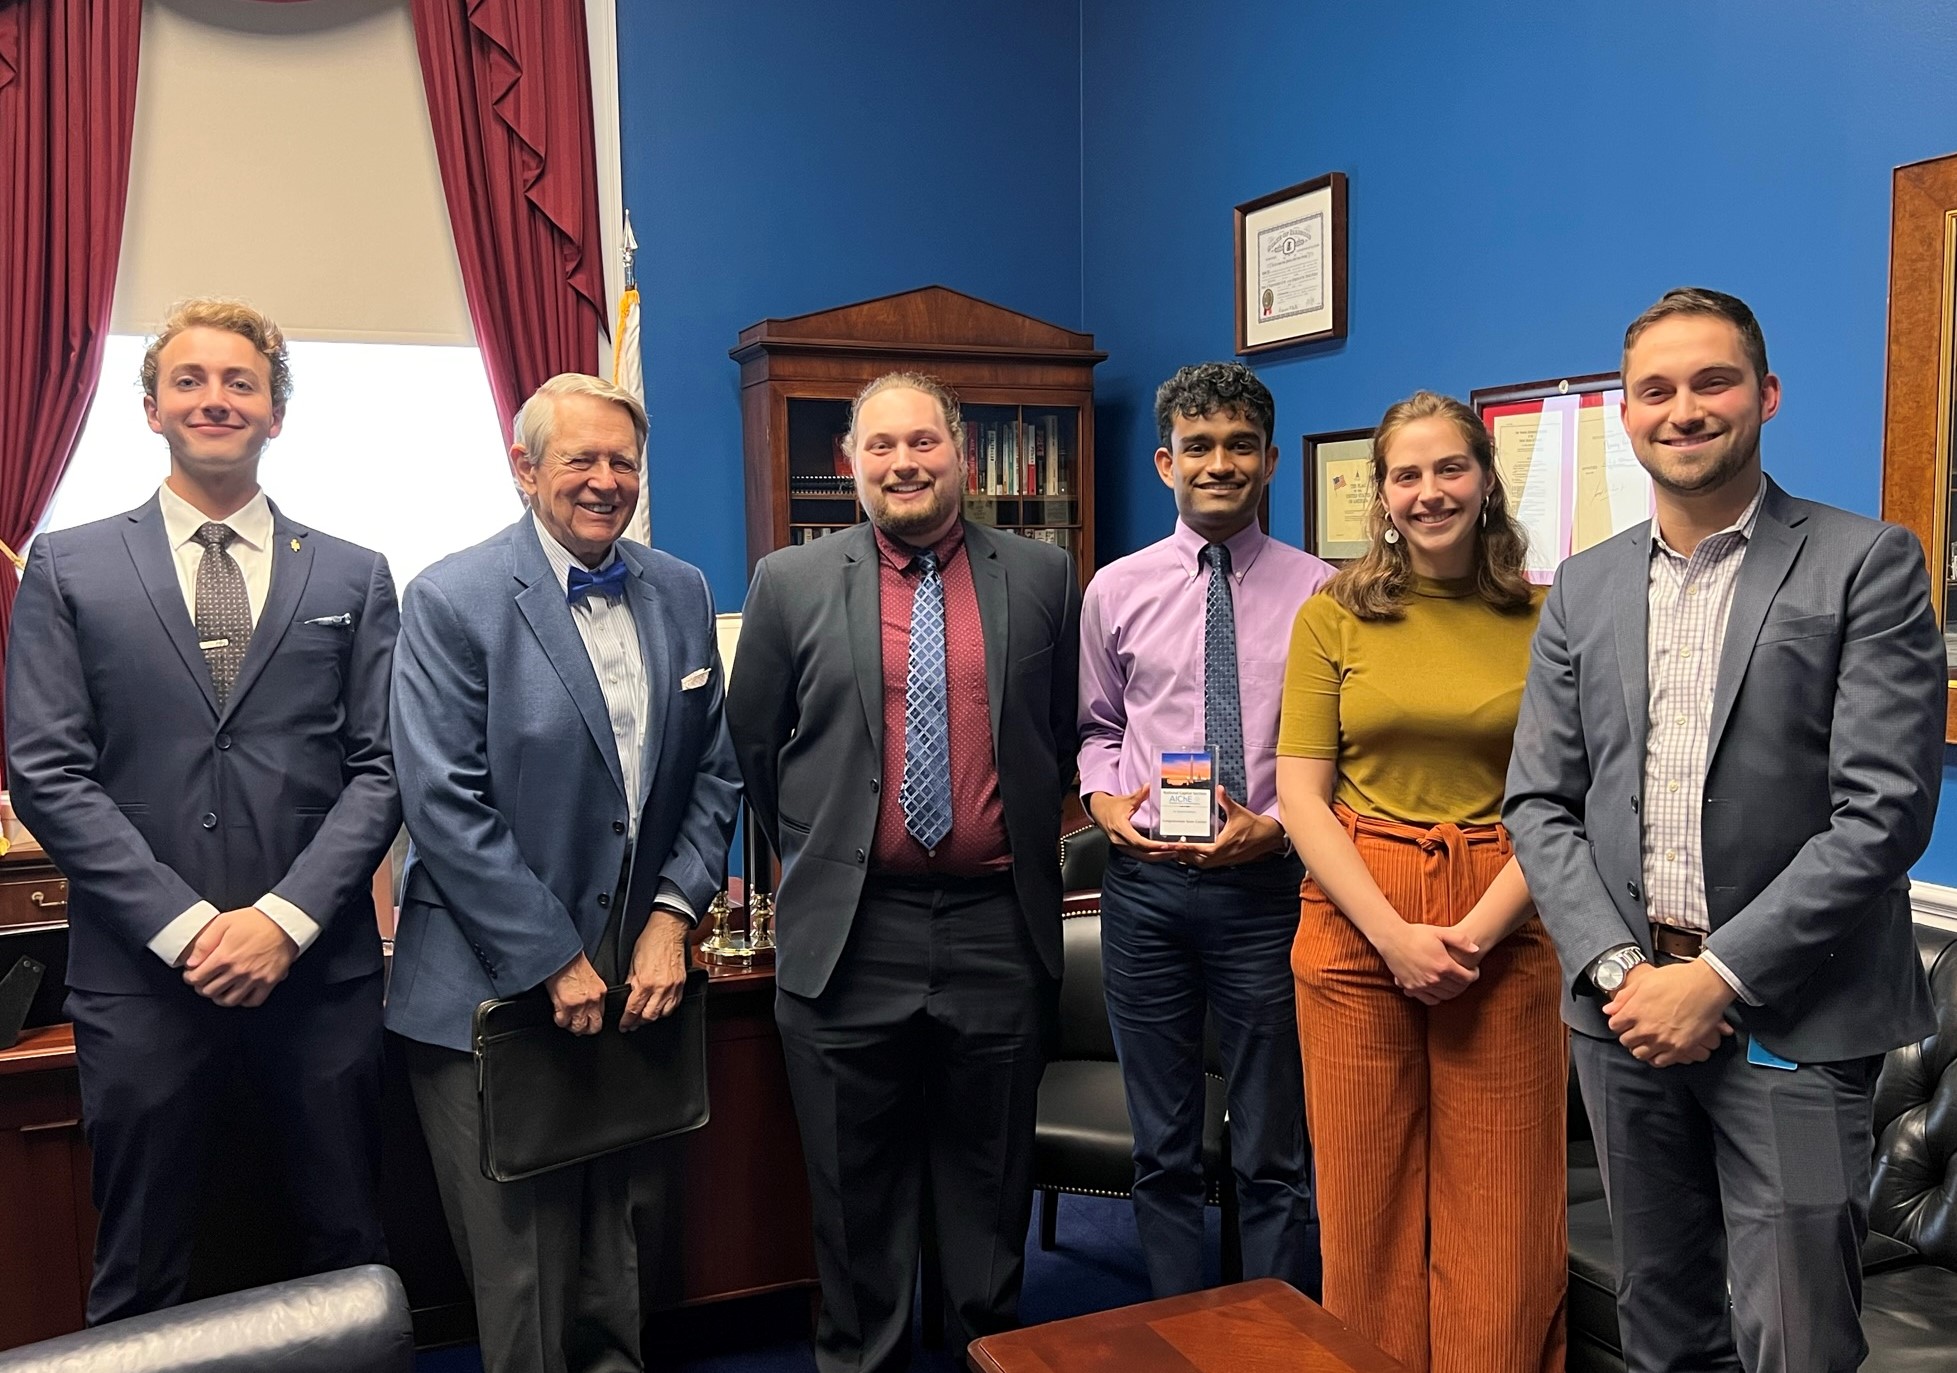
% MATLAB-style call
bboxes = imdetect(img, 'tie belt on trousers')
[1333,803,1511,927]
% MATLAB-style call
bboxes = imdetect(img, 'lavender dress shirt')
[1079,520,1334,831]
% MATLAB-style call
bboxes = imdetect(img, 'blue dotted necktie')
[899,548,953,850]
[1203,542,1246,803]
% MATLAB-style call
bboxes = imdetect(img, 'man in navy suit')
[5,298,401,1322]
[388,373,740,1373]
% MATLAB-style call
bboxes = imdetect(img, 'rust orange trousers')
[1293,806,1566,1373]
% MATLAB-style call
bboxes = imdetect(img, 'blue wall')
[1078,0,1957,881]
[618,1,1957,883]
[617,0,1085,611]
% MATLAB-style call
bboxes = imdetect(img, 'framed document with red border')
[1471,372,1652,582]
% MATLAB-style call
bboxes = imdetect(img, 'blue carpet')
[413,1194,1311,1372]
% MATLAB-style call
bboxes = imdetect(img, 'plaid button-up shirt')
[1641,479,1765,1002]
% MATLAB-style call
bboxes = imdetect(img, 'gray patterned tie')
[899,548,952,850]
[1203,542,1246,803]
[194,522,251,709]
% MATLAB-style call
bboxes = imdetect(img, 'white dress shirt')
[147,483,320,965]
[532,516,694,924]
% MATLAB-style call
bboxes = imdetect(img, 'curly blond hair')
[140,298,293,407]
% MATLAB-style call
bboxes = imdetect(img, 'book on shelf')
[831,433,853,477]
[788,474,856,496]
[1046,415,1064,495]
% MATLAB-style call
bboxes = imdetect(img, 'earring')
[1382,526,1400,545]
[1481,506,1489,529]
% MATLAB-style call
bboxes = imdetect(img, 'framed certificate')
[1470,372,1651,583]
[1235,172,1348,355]
[1302,427,1376,561]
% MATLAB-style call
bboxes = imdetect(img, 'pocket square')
[680,667,712,690]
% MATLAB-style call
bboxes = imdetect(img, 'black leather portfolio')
[472,966,710,1183]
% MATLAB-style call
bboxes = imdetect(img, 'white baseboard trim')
[1909,879,1957,932]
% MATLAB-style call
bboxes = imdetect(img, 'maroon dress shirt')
[869,521,1011,875]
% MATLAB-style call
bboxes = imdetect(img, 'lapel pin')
[289,538,301,552]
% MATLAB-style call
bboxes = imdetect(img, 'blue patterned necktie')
[1203,542,1246,803]
[566,559,628,605]
[899,548,953,850]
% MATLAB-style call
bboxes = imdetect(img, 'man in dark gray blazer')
[6,299,399,1322]
[1506,288,1943,1372]
[728,372,1080,1373]
[389,374,739,1373]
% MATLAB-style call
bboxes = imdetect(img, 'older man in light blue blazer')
[388,373,739,1373]
[1506,289,1943,1373]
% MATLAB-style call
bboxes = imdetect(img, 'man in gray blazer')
[728,372,1080,1373]
[6,299,399,1321]
[1506,288,1943,1372]
[388,374,740,1373]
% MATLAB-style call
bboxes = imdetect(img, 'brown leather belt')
[1650,923,1705,961]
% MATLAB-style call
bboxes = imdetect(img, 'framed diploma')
[1471,372,1653,584]
[1302,427,1376,561]
[1235,172,1348,355]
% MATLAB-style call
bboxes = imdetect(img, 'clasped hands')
[545,909,690,1036]
[1088,783,1284,869]
[181,906,297,1007]
[1602,958,1735,1067]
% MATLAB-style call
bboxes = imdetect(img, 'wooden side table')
[968,1279,1405,1373]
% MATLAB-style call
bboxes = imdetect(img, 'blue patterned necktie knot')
[566,559,628,605]
[1203,542,1246,803]
[899,547,953,851]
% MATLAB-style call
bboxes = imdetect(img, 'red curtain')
[411,0,606,446]
[0,0,142,702]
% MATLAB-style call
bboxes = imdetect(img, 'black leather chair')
[1566,922,1957,1373]
[1031,823,1242,1281]
[0,1264,413,1372]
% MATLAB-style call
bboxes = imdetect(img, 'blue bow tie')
[566,560,628,605]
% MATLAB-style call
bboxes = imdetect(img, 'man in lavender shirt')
[1078,363,1333,1296]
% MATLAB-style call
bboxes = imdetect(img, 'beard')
[1636,431,1756,498]
[863,480,959,538]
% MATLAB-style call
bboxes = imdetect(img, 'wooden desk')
[968,1280,1404,1373]
[0,931,817,1351]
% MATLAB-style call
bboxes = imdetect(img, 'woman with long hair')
[1278,391,1565,1373]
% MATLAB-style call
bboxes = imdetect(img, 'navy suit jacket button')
[612,820,625,835]
[215,733,232,751]
[870,779,880,793]
[855,848,866,863]
[598,893,611,909]
[200,812,218,830]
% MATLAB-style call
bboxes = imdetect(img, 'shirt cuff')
[651,880,697,927]
[257,893,321,955]
[149,901,219,967]
[1699,949,1761,1007]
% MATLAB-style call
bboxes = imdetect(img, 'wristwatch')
[1589,944,1647,996]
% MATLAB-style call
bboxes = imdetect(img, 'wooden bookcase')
[731,286,1106,587]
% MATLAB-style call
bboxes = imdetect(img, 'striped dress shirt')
[533,519,692,923]
[534,516,649,831]
[1641,479,1764,1002]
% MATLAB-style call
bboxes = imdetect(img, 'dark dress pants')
[776,873,1050,1373]
[1099,850,1315,1298]
[1572,1026,1883,1373]
[404,1035,650,1373]
[68,970,385,1325]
